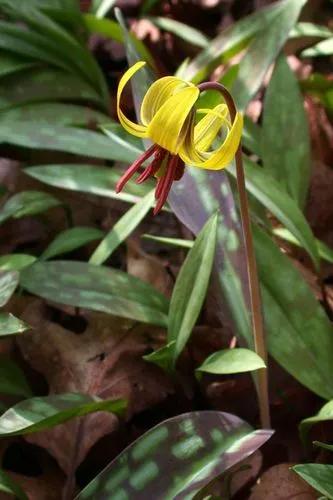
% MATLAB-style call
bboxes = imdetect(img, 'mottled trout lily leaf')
[76,411,273,500]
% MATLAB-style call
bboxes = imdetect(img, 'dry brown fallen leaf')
[249,463,317,499]
[127,239,174,297]
[18,300,173,475]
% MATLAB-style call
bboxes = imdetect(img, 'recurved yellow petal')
[148,86,200,154]
[117,61,148,138]
[140,76,189,126]
[194,104,229,151]
[180,111,243,170]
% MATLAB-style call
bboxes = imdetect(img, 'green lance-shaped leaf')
[183,0,297,83]
[90,190,154,265]
[76,411,273,500]
[148,17,209,48]
[299,400,333,447]
[0,51,37,79]
[0,393,126,436]
[254,225,333,401]
[25,164,151,205]
[228,157,320,271]
[0,469,28,500]
[232,0,307,110]
[0,68,102,111]
[0,313,29,337]
[0,123,141,164]
[273,227,333,264]
[0,254,37,271]
[42,227,104,260]
[196,348,266,376]
[314,441,333,452]
[168,213,218,366]
[290,22,332,39]
[0,191,62,225]
[0,102,109,127]
[293,464,333,499]
[302,37,333,57]
[20,260,169,327]
[0,359,32,397]
[0,270,19,307]
[261,54,311,208]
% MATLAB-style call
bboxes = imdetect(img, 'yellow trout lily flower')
[116,61,243,214]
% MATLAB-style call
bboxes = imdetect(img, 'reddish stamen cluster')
[116,145,185,215]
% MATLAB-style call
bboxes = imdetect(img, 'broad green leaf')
[262,54,310,207]
[196,348,266,375]
[76,411,273,500]
[0,123,140,164]
[302,37,333,57]
[25,164,151,204]
[183,0,298,83]
[148,17,209,48]
[0,393,126,436]
[42,227,104,260]
[0,103,109,127]
[0,359,32,397]
[0,51,36,78]
[90,190,154,265]
[0,68,102,111]
[0,469,28,500]
[0,254,37,271]
[299,400,333,446]
[228,158,320,270]
[254,225,333,401]
[0,271,19,307]
[168,213,218,365]
[0,313,29,336]
[232,0,306,110]
[293,464,333,499]
[20,261,169,327]
[0,191,62,225]
[273,227,333,264]
[290,22,332,39]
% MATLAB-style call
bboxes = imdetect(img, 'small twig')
[198,82,271,429]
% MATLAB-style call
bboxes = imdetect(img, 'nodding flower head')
[116,61,243,214]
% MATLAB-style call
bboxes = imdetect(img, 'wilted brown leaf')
[249,463,317,499]
[18,301,173,474]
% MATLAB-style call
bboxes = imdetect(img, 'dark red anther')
[136,147,167,184]
[116,144,157,193]
[154,154,179,215]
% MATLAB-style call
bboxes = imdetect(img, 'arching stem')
[198,82,271,429]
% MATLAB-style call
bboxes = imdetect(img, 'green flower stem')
[198,81,270,429]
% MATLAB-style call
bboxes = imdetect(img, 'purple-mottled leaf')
[76,411,273,500]
[20,260,169,327]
